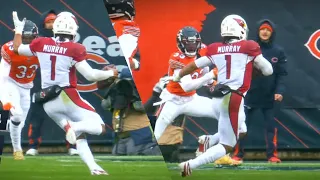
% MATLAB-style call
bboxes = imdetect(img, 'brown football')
[96,65,117,90]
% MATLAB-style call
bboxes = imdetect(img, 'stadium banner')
[0,0,319,150]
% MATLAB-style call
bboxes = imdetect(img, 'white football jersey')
[206,40,261,92]
[29,37,87,89]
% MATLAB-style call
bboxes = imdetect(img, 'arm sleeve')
[175,69,215,92]
[275,50,288,94]
[194,56,214,68]
[18,44,34,56]
[118,34,138,64]
[0,59,10,79]
[75,61,115,82]
[254,54,273,76]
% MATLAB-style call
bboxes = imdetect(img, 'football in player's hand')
[96,65,118,90]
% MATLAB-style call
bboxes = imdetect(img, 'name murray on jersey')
[43,45,68,54]
[217,45,241,53]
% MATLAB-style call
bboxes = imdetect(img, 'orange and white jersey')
[112,19,140,70]
[0,41,39,89]
[199,43,208,57]
[166,51,203,97]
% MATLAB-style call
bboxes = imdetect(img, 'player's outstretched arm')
[12,11,25,54]
[180,70,216,92]
[180,56,212,78]
[254,54,273,76]
[75,61,118,82]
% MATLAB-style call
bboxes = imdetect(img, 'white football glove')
[12,11,26,35]
[132,58,140,70]
[171,73,181,82]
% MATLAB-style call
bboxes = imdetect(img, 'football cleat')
[91,169,109,175]
[195,135,210,157]
[178,161,192,177]
[68,148,78,156]
[214,154,242,166]
[13,151,25,160]
[26,148,39,156]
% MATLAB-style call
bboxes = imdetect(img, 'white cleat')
[91,169,109,175]
[66,128,77,145]
[25,148,39,156]
[178,161,192,177]
[195,135,210,157]
[68,148,78,156]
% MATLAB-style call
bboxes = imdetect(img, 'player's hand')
[159,76,171,86]
[112,68,119,77]
[171,73,181,82]
[130,58,140,70]
[274,94,283,102]
[12,11,26,35]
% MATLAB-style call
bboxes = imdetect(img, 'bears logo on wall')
[305,30,320,60]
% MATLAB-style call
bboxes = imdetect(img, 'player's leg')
[44,100,107,175]
[66,141,78,156]
[3,82,25,159]
[263,108,280,163]
[43,90,105,142]
[11,87,31,159]
[154,101,182,141]
[233,106,256,161]
[60,89,107,175]
[183,95,216,119]
[180,93,243,176]
[197,121,246,166]
[62,89,106,136]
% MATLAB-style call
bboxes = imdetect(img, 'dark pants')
[26,102,76,149]
[159,144,180,163]
[234,107,278,159]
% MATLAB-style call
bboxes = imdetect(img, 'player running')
[171,14,273,177]
[12,11,117,175]
[0,20,39,160]
[153,26,218,141]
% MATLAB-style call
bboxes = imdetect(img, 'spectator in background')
[233,19,288,163]
[25,10,78,156]
[99,66,161,156]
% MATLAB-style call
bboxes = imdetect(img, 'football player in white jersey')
[12,11,117,175]
[171,14,273,177]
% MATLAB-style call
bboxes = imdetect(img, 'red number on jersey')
[50,55,57,80]
[225,55,231,79]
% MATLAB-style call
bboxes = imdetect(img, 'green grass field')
[0,155,171,180]
[1,155,320,180]
[168,162,320,180]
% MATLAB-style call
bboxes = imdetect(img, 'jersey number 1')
[225,55,231,79]
[50,55,57,81]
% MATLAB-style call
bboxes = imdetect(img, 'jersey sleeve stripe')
[123,26,140,37]
[169,59,185,69]
[1,47,11,62]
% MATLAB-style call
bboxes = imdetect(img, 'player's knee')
[77,133,86,140]
[10,114,23,125]
[10,107,24,124]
